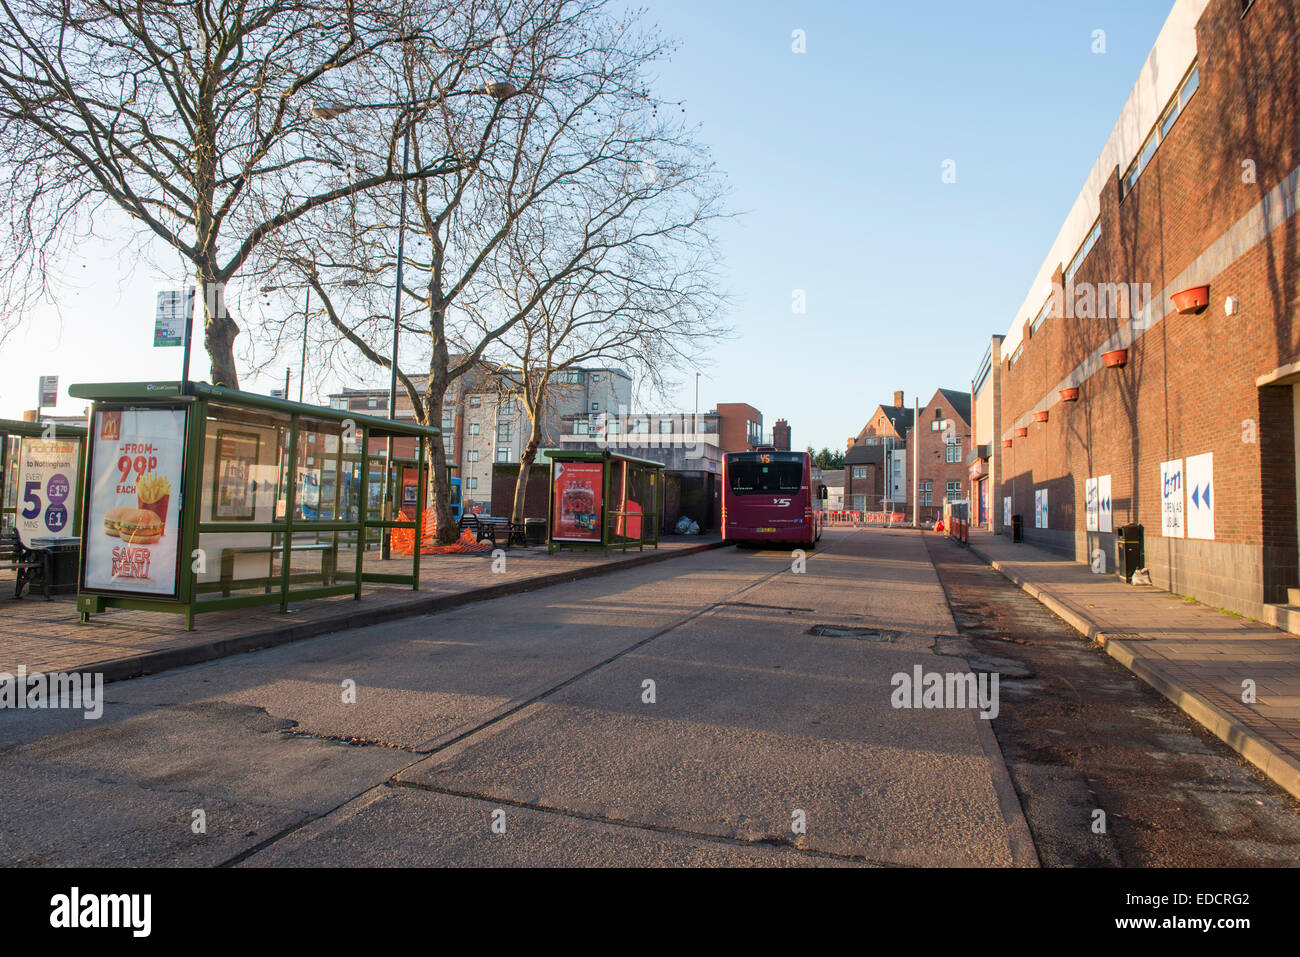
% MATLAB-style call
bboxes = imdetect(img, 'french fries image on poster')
[84,408,186,595]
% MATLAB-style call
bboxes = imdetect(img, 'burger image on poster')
[103,507,164,545]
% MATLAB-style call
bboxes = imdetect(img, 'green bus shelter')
[68,381,440,630]
[544,449,662,554]
[0,417,87,542]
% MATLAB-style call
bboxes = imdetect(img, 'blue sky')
[647,0,1174,450]
[1,1,1175,451]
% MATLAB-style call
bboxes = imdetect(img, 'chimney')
[773,419,791,451]
[893,390,904,408]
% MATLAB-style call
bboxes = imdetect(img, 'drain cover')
[807,624,894,641]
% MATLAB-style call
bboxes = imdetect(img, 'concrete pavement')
[0,528,1036,867]
[967,528,1300,803]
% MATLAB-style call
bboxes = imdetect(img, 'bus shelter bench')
[218,542,338,597]
[0,530,49,600]
[458,514,526,549]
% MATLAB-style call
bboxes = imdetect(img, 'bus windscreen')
[728,458,804,494]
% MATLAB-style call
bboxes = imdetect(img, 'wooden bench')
[0,529,49,600]
[458,513,527,549]
[218,541,338,597]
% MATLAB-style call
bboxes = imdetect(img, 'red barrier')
[863,512,908,525]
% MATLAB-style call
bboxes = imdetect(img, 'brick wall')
[994,0,1300,616]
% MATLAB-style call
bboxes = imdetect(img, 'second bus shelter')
[545,449,662,554]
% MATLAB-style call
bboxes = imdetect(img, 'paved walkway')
[967,529,1300,801]
[0,536,724,682]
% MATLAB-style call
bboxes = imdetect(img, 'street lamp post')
[299,284,310,404]
[311,82,517,559]
[381,125,411,559]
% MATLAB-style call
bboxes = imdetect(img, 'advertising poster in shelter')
[552,460,604,542]
[14,436,80,545]
[83,407,187,596]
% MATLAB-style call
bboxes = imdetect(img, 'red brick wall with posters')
[995,0,1300,617]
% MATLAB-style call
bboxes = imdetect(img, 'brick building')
[715,402,764,452]
[844,444,884,513]
[914,388,973,525]
[328,363,631,514]
[986,0,1300,625]
[851,391,914,448]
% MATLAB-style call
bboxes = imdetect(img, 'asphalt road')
[6,527,1293,867]
[0,528,1035,867]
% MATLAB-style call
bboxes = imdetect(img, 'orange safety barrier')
[392,510,495,555]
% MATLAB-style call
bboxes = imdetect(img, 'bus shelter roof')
[0,417,87,439]
[66,382,440,440]
[543,449,665,470]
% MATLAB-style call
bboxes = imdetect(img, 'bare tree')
[480,175,729,525]
[0,0,475,383]
[256,0,727,543]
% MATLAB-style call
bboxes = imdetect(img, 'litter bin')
[30,536,81,595]
[1116,523,1144,583]
[525,518,547,547]
[1011,514,1023,544]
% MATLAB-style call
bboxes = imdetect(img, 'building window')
[1008,341,1023,369]
[468,423,480,436]
[557,370,583,384]
[1030,292,1054,336]
[469,396,481,407]
[920,481,932,507]
[659,418,674,434]
[946,481,962,501]
[467,450,479,463]
[469,477,478,490]
[497,422,513,443]
[367,396,378,408]
[592,374,601,382]
[591,402,599,412]
[946,438,962,464]
[852,466,867,479]
[499,397,514,415]
[1120,63,1199,199]
[573,419,587,435]
[496,447,511,463]
[1062,218,1102,294]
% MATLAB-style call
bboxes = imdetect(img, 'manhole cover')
[806,624,894,641]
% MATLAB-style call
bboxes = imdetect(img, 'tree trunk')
[423,363,459,545]
[201,276,241,389]
[511,413,544,526]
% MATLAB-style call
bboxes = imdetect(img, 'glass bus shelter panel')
[201,404,287,527]
[194,528,334,601]
[606,459,647,547]
[292,417,351,525]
